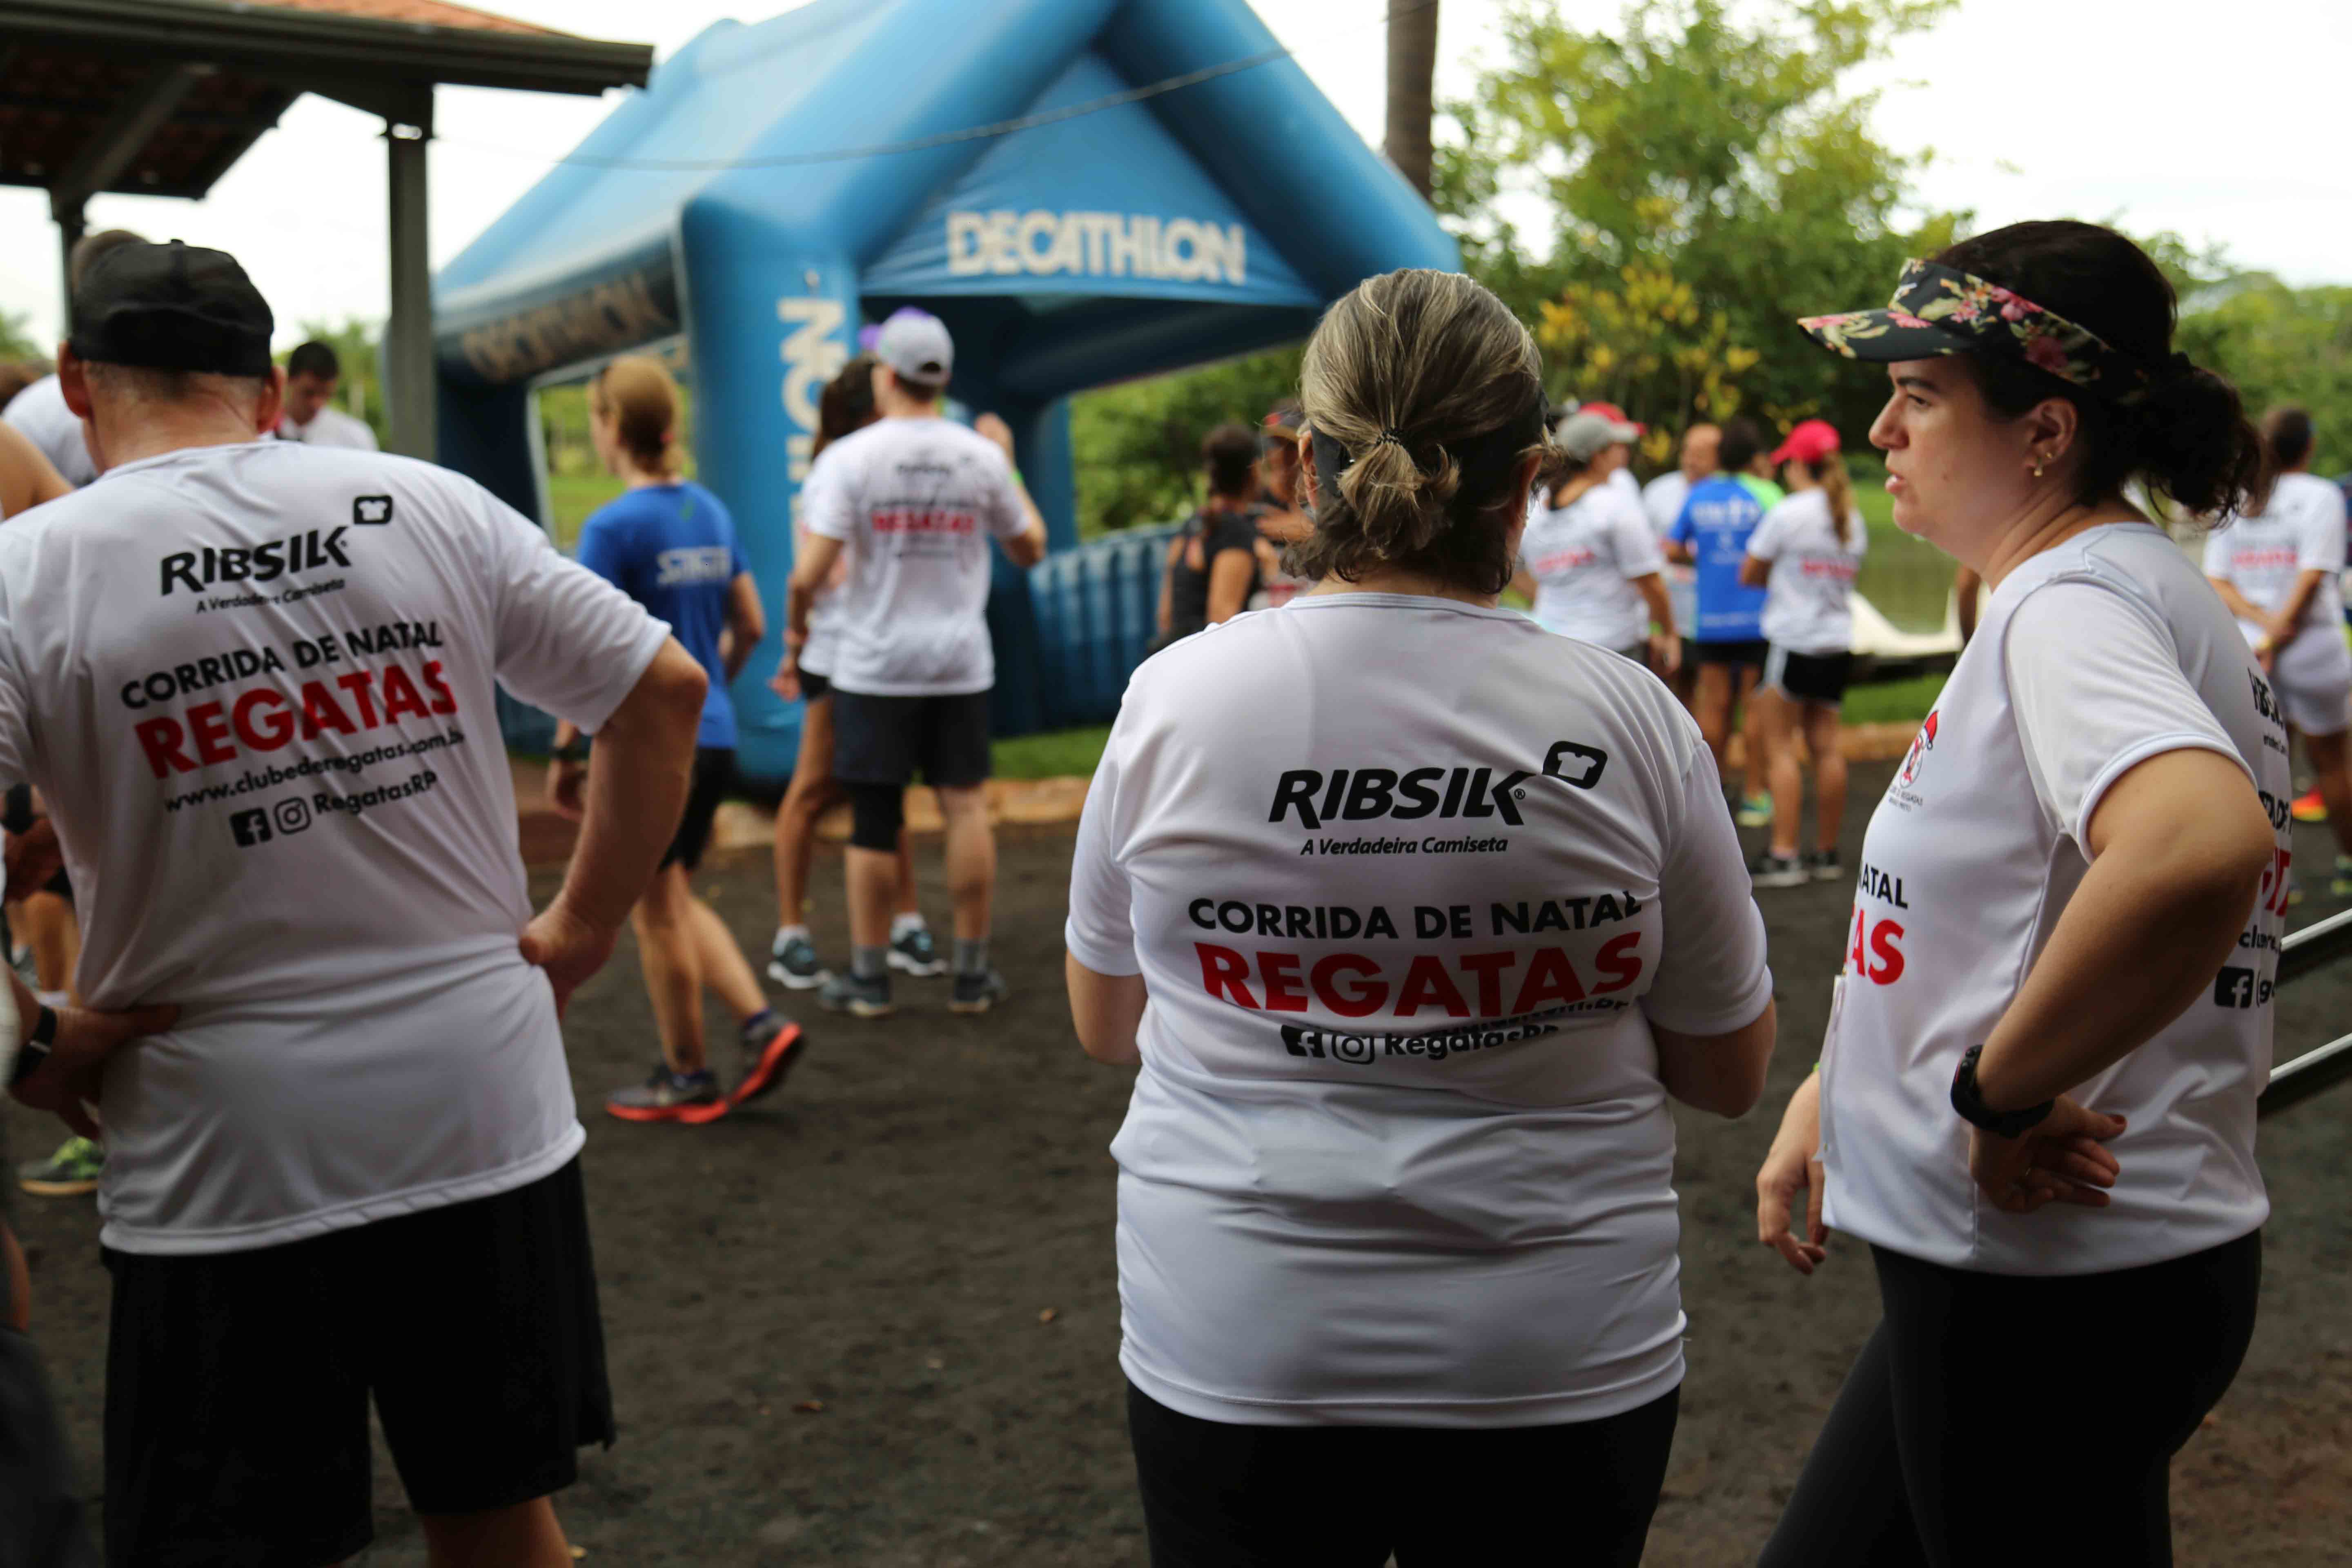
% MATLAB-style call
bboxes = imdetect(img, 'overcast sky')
[2,0,2343,348]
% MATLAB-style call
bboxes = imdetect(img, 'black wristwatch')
[4,1002,58,1090]
[1949,1043,2054,1138]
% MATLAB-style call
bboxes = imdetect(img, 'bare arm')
[1158,537,1183,636]
[720,571,764,683]
[1653,999,1776,1118]
[1972,748,2272,1111]
[520,639,707,1012]
[1737,554,1771,589]
[2206,576,2268,627]
[1000,517,1048,570]
[788,534,846,652]
[1205,547,1255,624]
[0,423,67,519]
[1633,571,1676,639]
[2262,568,2329,650]
[1066,956,1145,1065]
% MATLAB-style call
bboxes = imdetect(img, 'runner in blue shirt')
[549,356,802,1123]
[1669,415,1773,819]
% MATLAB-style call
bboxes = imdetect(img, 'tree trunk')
[1384,0,1439,200]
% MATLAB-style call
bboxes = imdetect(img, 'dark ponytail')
[1935,222,2266,522]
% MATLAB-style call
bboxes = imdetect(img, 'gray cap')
[874,309,953,388]
[1557,410,1639,462]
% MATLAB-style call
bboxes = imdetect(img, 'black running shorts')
[797,668,832,703]
[662,747,734,872]
[830,688,992,790]
[101,1158,612,1568]
[1695,637,1770,669]
[1763,646,1854,707]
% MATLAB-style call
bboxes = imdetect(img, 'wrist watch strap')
[1949,1043,2055,1138]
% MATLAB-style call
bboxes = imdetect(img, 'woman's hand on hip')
[1967,1097,2125,1214]
[1756,1072,1830,1275]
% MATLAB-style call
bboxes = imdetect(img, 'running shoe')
[2332,855,2352,898]
[2292,787,2328,824]
[18,1136,103,1196]
[1748,852,1807,890]
[888,924,945,977]
[732,1014,807,1106]
[949,968,1011,1015]
[767,932,830,991]
[818,971,894,1019]
[1806,849,1844,882]
[606,1065,727,1125]
[1735,793,1774,828]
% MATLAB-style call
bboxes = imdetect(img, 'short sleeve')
[573,512,626,589]
[802,449,855,543]
[477,487,672,733]
[1609,497,1665,577]
[1644,735,1774,1034]
[1668,494,1697,545]
[2005,579,2248,846]
[1064,714,1139,975]
[2297,486,2348,575]
[982,452,1027,540]
[2200,530,2232,578]
[0,607,33,793]
[1746,503,1791,563]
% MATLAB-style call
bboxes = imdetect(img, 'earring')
[2031,457,2046,479]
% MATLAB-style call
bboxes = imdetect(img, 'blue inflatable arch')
[434,0,1457,781]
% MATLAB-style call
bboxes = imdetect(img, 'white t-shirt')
[1519,487,1664,649]
[2201,471,2347,648]
[1067,592,1772,1427]
[1822,524,2288,1276]
[801,416,1027,696]
[1746,488,1866,654]
[1641,472,1690,537]
[1608,467,1640,503]
[0,441,670,1254]
[1,375,96,488]
[793,459,850,679]
[276,405,379,451]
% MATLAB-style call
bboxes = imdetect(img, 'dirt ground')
[8,757,2352,1565]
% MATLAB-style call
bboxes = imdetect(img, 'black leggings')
[1126,1380,1679,1568]
[1760,1233,2261,1568]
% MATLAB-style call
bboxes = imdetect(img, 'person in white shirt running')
[272,339,379,450]
[1512,409,1678,671]
[7,239,708,1568]
[1066,268,1775,1568]
[1757,220,2281,1567]
[2205,405,2352,898]
[787,312,1047,1018]
[2,230,145,492]
[1740,418,1866,887]
[768,355,933,994]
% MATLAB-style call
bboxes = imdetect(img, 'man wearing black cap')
[5,240,710,1567]
[787,310,1046,1018]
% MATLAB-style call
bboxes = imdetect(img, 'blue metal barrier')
[1029,522,1178,730]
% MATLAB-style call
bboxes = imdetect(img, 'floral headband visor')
[1798,259,2170,402]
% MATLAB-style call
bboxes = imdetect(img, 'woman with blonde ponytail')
[1740,419,1867,887]
[1063,268,1774,1567]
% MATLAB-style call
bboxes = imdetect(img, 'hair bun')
[2131,360,2266,519]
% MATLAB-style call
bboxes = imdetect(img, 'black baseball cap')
[69,241,274,377]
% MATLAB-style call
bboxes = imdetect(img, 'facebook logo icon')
[229,808,272,848]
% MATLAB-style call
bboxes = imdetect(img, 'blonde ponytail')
[1815,451,1860,551]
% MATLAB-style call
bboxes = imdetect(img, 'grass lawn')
[1842,668,1945,728]
[547,472,627,555]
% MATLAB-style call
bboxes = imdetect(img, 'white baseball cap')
[874,309,953,388]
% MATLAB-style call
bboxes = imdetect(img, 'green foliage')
[991,723,1114,780]
[1438,0,1966,442]
[2176,278,2352,475]
[0,309,45,363]
[1069,347,1301,536]
[287,318,388,448]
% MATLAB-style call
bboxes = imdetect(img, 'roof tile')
[241,0,567,38]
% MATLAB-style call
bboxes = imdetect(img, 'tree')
[288,318,388,448]
[1386,0,1440,198]
[1069,345,1301,537]
[1437,0,1964,445]
[0,310,44,363]
[2177,279,2352,476]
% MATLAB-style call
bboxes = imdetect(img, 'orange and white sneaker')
[731,1013,806,1106]
[606,1065,728,1125]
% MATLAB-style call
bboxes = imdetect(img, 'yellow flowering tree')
[1534,260,1762,466]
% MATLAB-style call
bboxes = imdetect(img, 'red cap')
[1578,401,1645,435]
[1771,418,1841,467]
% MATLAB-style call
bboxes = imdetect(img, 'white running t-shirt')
[276,405,379,451]
[1067,592,1772,1426]
[2201,471,2347,646]
[1822,524,2288,1276]
[0,441,671,1254]
[793,456,851,679]
[1,375,96,488]
[801,416,1028,696]
[1520,487,1665,649]
[1746,489,1866,654]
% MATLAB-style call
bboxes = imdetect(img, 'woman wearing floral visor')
[1753,220,2283,1565]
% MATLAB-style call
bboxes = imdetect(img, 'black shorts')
[1695,637,1770,669]
[798,668,832,703]
[830,688,992,790]
[663,747,733,871]
[1764,646,1853,706]
[102,1158,612,1568]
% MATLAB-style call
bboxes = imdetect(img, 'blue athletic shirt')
[1668,476,1768,641]
[576,481,745,747]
